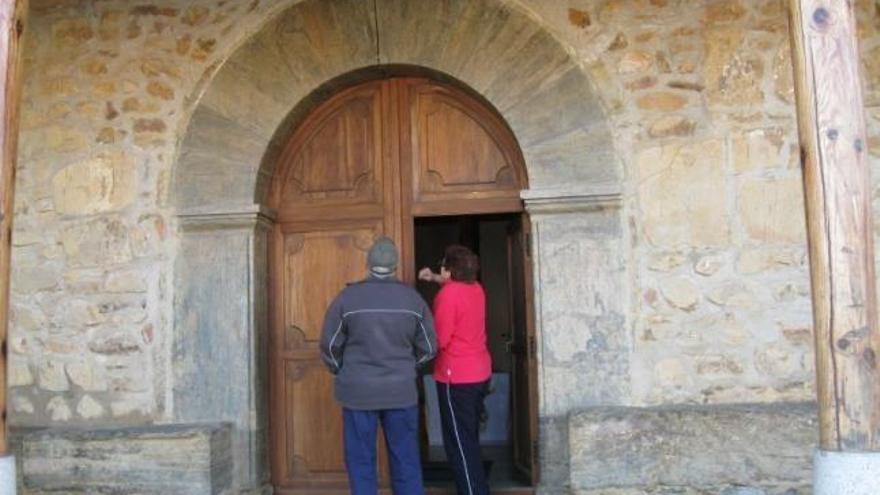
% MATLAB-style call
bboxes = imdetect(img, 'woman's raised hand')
[418,267,436,282]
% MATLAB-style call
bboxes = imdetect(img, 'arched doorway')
[267,76,535,493]
[173,2,622,492]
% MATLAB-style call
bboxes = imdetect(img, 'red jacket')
[432,280,492,384]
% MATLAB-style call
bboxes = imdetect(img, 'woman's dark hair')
[442,244,479,282]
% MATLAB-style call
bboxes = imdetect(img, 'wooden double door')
[268,77,536,493]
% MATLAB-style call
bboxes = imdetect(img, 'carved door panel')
[270,80,395,493]
[403,79,525,217]
[272,224,390,491]
[270,77,530,493]
[273,80,386,220]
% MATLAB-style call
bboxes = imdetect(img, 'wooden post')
[787,0,880,451]
[0,0,26,457]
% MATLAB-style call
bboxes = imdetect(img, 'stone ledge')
[569,403,816,493]
[572,486,808,495]
[521,184,623,214]
[20,423,233,495]
[177,203,276,232]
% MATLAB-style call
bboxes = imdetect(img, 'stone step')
[17,423,232,494]
[569,402,816,494]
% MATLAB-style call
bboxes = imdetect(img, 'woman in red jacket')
[418,244,491,495]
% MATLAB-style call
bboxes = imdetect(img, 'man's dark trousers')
[343,405,424,495]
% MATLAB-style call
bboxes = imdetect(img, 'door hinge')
[529,336,537,358]
[524,232,532,258]
[532,439,539,460]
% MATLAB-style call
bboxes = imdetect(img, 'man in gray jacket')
[320,236,437,495]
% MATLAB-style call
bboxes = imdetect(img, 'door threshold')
[426,488,534,495]
[275,487,535,495]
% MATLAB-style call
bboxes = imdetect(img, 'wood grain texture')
[787,0,880,451]
[509,215,539,484]
[406,80,526,208]
[273,81,385,208]
[0,0,26,456]
[272,223,381,489]
[268,77,533,491]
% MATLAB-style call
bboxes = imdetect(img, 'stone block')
[174,215,271,489]
[75,395,105,419]
[660,277,699,311]
[46,397,71,421]
[522,124,618,188]
[703,28,764,106]
[38,361,69,392]
[104,270,148,293]
[648,250,687,272]
[11,394,35,414]
[60,217,132,268]
[277,0,376,82]
[737,247,804,274]
[198,55,293,137]
[732,128,787,173]
[530,206,629,417]
[637,92,688,111]
[737,176,806,244]
[569,403,816,492]
[705,1,747,24]
[694,255,723,276]
[51,18,93,46]
[618,50,654,74]
[755,344,809,381]
[707,281,756,308]
[11,265,58,294]
[9,359,33,387]
[505,68,605,148]
[43,126,89,154]
[637,140,729,248]
[772,43,795,104]
[173,107,266,210]
[21,423,233,494]
[573,487,809,495]
[648,115,696,138]
[66,360,109,392]
[480,28,574,112]
[448,4,571,108]
[52,153,136,215]
[538,416,570,493]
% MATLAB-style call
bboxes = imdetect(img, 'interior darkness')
[414,213,528,489]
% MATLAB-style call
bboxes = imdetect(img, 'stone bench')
[18,423,232,494]
[569,402,817,494]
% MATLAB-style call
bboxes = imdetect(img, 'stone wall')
[10,0,293,426]
[7,0,880,490]
[171,2,617,490]
[521,0,880,406]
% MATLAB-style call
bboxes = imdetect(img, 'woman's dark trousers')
[436,380,490,495]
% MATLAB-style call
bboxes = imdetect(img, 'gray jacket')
[320,276,437,410]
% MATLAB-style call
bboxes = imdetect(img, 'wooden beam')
[0,0,27,456]
[787,0,880,451]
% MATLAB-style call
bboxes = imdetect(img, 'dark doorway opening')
[414,213,535,491]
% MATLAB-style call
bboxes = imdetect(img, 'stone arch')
[172,0,617,212]
[170,0,621,491]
